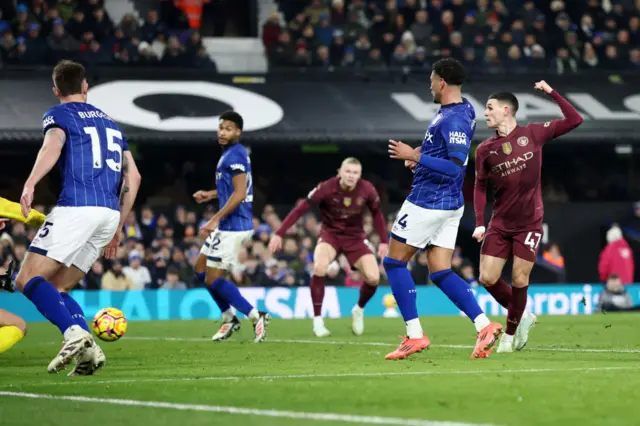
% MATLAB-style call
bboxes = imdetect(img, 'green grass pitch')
[1,314,639,426]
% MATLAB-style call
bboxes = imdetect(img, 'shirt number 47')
[524,232,542,251]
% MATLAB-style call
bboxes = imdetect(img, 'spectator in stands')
[597,274,633,312]
[599,224,635,285]
[83,261,104,290]
[102,260,135,291]
[123,250,152,290]
[266,0,639,73]
[542,242,565,270]
[161,267,187,290]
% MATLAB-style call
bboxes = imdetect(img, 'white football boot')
[212,316,242,341]
[48,325,93,373]
[515,312,537,351]
[253,311,271,343]
[351,305,364,336]
[313,316,331,337]
[496,333,514,353]
[68,339,106,376]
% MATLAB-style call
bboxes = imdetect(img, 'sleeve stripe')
[449,152,467,164]
[447,144,469,154]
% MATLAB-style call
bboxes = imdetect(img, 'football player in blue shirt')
[385,59,503,360]
[193,111,270,343]
[14,60,141,374]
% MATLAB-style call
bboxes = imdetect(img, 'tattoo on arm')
[119,154,130,205]
[45,128,66,146]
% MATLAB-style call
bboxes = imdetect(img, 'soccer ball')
[383,293,397,309]
[92,307,128,342]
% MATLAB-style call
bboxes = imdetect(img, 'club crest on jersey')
[343,197,352,207]
[517,136,529,147]
[502,142,512,155]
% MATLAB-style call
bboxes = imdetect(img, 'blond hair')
[341,157,361,168]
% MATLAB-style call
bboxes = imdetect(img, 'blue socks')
[61,292,90,332]
[23,277,76,335]
[383,257,419,322]
[430,269,483,321]
[210,278,254,317]
[196,271,232,315]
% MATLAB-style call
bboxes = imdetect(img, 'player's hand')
[388,140,415,161]
[199,218,219,239]
[268,234,283,253]
[404,147,421,173]
[472,226,486,242]
[0,218,8,231]
[20,186,34,218]
[193,190,216,204]
[104,233,121,259]
[378,242,389,259]
[534,80,553,94]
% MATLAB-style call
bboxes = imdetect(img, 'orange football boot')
[385,335,431,360]
[471,322,504,358]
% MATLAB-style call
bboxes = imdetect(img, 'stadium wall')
[2,285,639,323]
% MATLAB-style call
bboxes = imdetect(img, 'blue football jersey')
[42,102,128,211]
[216,143,253,231]
[407,98,476,210]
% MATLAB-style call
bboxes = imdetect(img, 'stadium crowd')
[264,0,640,72]
[0,0,217,68]
[0,201,484,291]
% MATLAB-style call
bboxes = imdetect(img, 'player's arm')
[26,127,66,187]
[365,183,388,244]
[117,151,142,229]
[389,140,461,178]
[274,183,327,238]
[20,128,66,216]
[193,189,217,204]
[0,198,45,227]
[472,145,489,241]
[211,173,248,223]
[532,80,584,141]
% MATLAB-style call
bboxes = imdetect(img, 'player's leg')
[509,230,542,351]
[205,230,269,343]
[382,201,432,360]
[427,208,502,359]
[53,209,119,375]
[194,252,232,320]
[478,227,512,309]
[350,244,379,336]
[15,250,93,372]
[0,309,27,353]
[49,265,106,376]
[310,239,338,337]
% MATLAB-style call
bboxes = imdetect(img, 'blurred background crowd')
[264,0,640,72]
[0,0,217,68]
[2,0,638,72]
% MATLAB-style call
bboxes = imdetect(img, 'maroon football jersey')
[475,123,557,232]
[308,177,381,239]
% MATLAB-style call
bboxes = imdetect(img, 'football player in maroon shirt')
[474,80,583,352]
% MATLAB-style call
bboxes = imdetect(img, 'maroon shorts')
[480,225,544,263]
[318,231,373,267]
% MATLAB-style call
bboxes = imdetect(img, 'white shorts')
[29,206,120,273]
[200,229,254,270]
[390,201,464,250]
